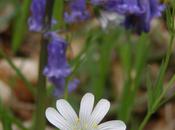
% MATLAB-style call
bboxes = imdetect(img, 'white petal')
[56,99,78,125]
[98,120,126,130]
[79,93,95,124]
[99,10,125,30]
[45,107,72,130]
[89,99,110,126]
[99,16,108,29]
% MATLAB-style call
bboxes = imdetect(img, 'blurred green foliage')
[118,33,150,122]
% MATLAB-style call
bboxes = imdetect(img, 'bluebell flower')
[50,77,79,97]
[28,0,56,32]
[43,32,71,78]
[116,0,142,14]
[28,0,46,32]
[64,0,90,23]
[91,0,104,5]
[124,0,165,33]
[44,32,78,97]
[91,0,121,12]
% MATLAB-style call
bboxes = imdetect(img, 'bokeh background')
[0,0,175,130]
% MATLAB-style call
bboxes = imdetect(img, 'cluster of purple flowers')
[28,0,79,97]
[29,0,165,33]
[97,0,165,33]
[28,0,165,96]
[64,0,165,33]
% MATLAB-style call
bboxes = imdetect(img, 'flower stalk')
[34,0,55,130]
[138,25,175,130]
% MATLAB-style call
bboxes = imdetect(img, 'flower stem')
[34,36,48,130]
[138,112,152,130]
[64,79,69,99]
[138,30,175,130]
[34,0,55,130]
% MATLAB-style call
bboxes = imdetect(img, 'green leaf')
[12,0,31,52]
[118,33,149,122]
[146,69,154,112]
[91,30,121,100]
[0,100,12,130]
[134,33,149,86]
[119,43,132,75]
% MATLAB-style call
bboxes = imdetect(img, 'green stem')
[139,74,175,130]
[34,0,55,130]
[64,79,69,99]
[161,33,174,76]
[138,31,175,130]
[154,73,175,109]
[138,112,152,130]
[34,36,48,130]
[64,50,87,99]
[64,33,95,99]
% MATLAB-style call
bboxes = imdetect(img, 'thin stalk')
[154,73,175,109]
[64,33,95,99]
[138,32,175,130]
[139,74,175,130]
[161,34,174,77]
[138,112,152,130]
[34,0,55,130]
[34,36,48,130]
[64,52,87,99]
[64,78,69,100]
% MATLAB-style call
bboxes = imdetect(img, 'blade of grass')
[64,31,96,99]
[146,70,154,112]
[118,33,149,122]
[119,43,132,76]
[92,30,121,100]
[12,0,31,52]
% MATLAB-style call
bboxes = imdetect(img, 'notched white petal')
[90,99,110,126]
[79,93,95,123]
[56,99,78,125]
[45,107,72,130]
[98,120,126,130]
[45,93,126,130]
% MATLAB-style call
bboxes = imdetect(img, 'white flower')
[45,93,126,130]
[99,10,125,30]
